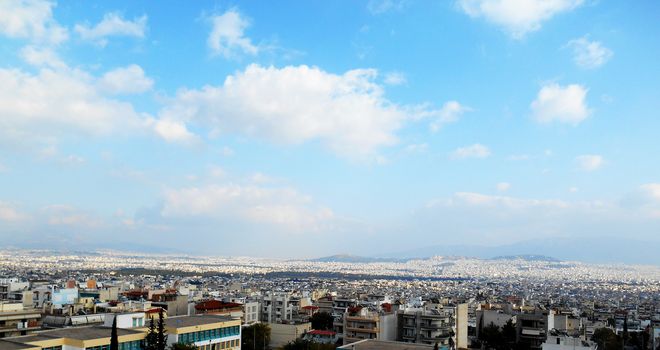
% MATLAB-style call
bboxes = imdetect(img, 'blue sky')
[1,0,659,258]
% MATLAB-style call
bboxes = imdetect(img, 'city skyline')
[1,1,659,259]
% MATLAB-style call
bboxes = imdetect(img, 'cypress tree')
[144,315,157,350]
[156,309,168,350]
[110,316,119,350]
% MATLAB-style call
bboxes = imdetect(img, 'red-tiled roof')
[195,300,242,311]
[308,330,336,336]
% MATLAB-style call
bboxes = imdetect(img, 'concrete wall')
[456,304,468,349]
[269,322,312,349]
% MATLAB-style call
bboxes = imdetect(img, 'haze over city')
[1,1,659,263]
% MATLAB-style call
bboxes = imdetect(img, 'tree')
[157,309,168,350]
[310,312,334,331]
[110,316,119,350]
[144,315,158,350]
[592,328,622,350]
[501,320,517,347]
[242,323,271,350]
[480,323,505,350]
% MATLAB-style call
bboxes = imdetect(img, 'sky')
[0,0,659,259]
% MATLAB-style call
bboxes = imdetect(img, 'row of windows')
[43,347,62,350]
[86,340,143,350]
[178,326,240,344]
[196,339,238,350]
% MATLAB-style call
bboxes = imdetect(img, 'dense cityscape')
[1,250,660,349]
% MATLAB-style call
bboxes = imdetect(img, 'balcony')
[346,326,379,333]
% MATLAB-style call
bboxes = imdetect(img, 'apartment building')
[259,292,293,323]
[397,304,468,349]
[343,308,396,345]
[517,309,555,350]
[0,303,42,339]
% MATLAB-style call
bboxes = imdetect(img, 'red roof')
[308,330,336,336]
[302,306,319,310]
[195,300,242,311]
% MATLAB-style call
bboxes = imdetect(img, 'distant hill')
[310,254,409,263]
[378,237,660,266]
[489,255,560,262]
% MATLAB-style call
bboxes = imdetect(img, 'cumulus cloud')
[566,36,613,69]
[0,67,151,147]
[0,0,68,44]
[456,0,583,38]
[575,154,604,171]
[451,144,491,159]
[20,45,66,69]
[75,12,147,46]
[150,119,199,145]
[531,83,590,125]
[98,64,154,94]
[207,9,258,58]
[161,184,334,232]
[159,64,456,159]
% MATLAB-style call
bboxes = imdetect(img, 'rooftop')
[338,340,434,350]
[164,315,236,328]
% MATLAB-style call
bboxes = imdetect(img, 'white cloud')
[531,83,590,125]
[151,119,199,145]
[428,101,471,132]
[456,0,583,38]
[162,184,334,232]
[160,64,453,159]
[98,64,154,94]
[207,9,258,58]
[641,183,660,201]
[0,202,27,222]
[451,143,491,159]
[20,45,65,69]
[0,66,154,150]
[496,182,511,192]
[0,0,68,44]
[566,36,613,69]
[569,186,579,193]
[75,12,147,46]
[575,154,604,171]
[384,71,407,86]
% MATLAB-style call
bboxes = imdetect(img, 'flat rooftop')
[165,315,236,328]
[338,340,434,350]
[35,326,142,340]
[0,340,40,350]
